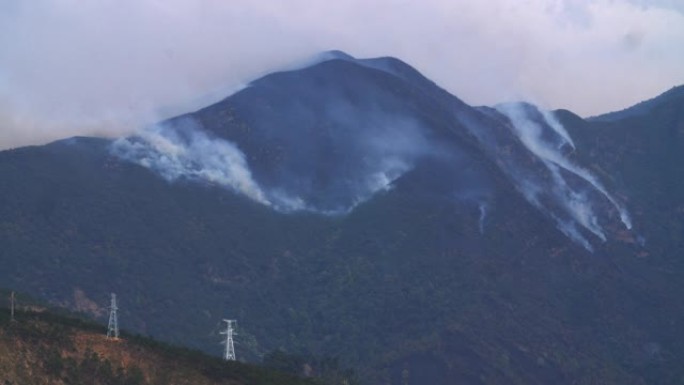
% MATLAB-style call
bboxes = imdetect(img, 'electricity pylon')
[106,293,119,339]
[220,319,237,361]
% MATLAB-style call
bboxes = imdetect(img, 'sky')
[1,0,683,149]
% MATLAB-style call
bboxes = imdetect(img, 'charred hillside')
[1,52,683,384]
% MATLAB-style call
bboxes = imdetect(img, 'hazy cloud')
[1,0,683,149]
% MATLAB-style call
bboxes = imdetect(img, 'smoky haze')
[1,0,683,149]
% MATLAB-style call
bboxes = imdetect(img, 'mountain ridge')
[116,51,635,252]
[587,84,684,122]
[1,52,683,384]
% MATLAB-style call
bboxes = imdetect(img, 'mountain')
[587,85,684,123]
[1,51,683,384]
[0,298,323,385]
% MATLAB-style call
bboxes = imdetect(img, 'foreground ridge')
[0,307,320,385]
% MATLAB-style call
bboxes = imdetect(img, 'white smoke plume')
[551,213,595,252]
[499,104,632,228]
[110,116,422,215]
[495,103,632,250]
[478,202,488,235]
[510,167,596,250]
[111,118,270,206]
[539,108,575,149]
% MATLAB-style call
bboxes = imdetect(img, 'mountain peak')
[316,49,356,62]
[304,50,445,98]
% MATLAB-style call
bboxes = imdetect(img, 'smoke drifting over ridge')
[104,50,636,250]
[2,0,684,149]
[111,113,434,215]
[494,103,632,250]
[108,52,500,217]
[111,118,270,206]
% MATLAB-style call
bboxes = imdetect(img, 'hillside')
[558,84,684,262]
[0,304,322,385]
[1,53,683,384]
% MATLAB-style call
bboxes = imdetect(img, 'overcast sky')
[1,0,683,149]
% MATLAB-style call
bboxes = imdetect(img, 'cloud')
[1,0,683,149]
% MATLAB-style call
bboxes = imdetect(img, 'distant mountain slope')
[558,84,684,262]
[113,53,635,250]
[1,52,683,384]
[587,85,684,122]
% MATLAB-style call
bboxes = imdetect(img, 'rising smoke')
[478,202,488,235]
[110,113,433,215]
[111,118,270,206]
[108,54,633,250]
[494,103,632,250]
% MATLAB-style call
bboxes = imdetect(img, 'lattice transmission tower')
[106,293,119,339]
[220,319,237,361]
